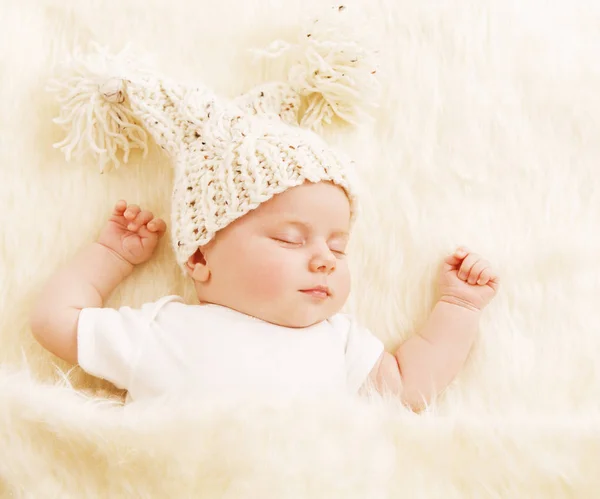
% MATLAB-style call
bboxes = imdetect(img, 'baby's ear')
[186,249,210,283]
[233,82,301,126]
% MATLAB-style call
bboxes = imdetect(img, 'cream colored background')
[1,0,599,496]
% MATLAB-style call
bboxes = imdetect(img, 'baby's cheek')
[243,253,292,299]
[334,265,351,301]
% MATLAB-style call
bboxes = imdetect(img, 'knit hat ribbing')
[48,6,379,270]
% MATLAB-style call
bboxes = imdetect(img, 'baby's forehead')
[252,209,350,235]
[246,182,352,229]
[252,209,308,226]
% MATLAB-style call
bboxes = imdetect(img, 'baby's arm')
[367,248,499,411]
[30,201,166,364]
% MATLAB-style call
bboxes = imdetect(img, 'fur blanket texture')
[1,0,599,497]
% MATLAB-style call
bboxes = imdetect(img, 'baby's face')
[197,181,351,327]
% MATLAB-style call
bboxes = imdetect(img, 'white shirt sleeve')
[329,314,385,393]
[77,296,183,390]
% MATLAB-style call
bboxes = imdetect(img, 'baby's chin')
[265,304,341,329]
[197,293,342,328]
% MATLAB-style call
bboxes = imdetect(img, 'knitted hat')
[48,6,379,270]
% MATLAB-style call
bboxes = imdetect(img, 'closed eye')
[272,237,303,246]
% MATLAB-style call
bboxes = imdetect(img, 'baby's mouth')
[299,286,331,299]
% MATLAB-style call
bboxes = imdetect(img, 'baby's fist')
[439,248,499,312]
[98,200,167,265]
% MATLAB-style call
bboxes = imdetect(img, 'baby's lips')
[300,285,331,297]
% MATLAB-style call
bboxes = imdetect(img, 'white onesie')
[77,296,384,402]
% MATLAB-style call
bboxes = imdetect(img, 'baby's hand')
[438,247,499,312]
[97,200,167,265]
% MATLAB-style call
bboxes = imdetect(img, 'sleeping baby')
[31,43,498,410]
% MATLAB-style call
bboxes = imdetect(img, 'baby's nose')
[309,251,336,274]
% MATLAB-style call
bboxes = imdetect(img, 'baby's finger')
[487,274,500,292]
[147,218,167,234]
[128,210,153,231]
[468,260,490,285]
[112,200,128,216]
[477,268,492,285]
[124,204,141,221]
[443,247,469,270]
[458,253,480,281]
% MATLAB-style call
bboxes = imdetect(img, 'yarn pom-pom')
[48,44,149,173]
[255,5,380,131]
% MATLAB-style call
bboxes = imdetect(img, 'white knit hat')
[49,6,379,270]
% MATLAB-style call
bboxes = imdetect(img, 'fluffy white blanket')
[1,0,599,496]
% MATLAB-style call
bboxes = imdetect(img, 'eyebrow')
[276,219,349,238]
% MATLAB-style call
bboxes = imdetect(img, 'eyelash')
[272,238,346,257]
[273,238,302,245]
